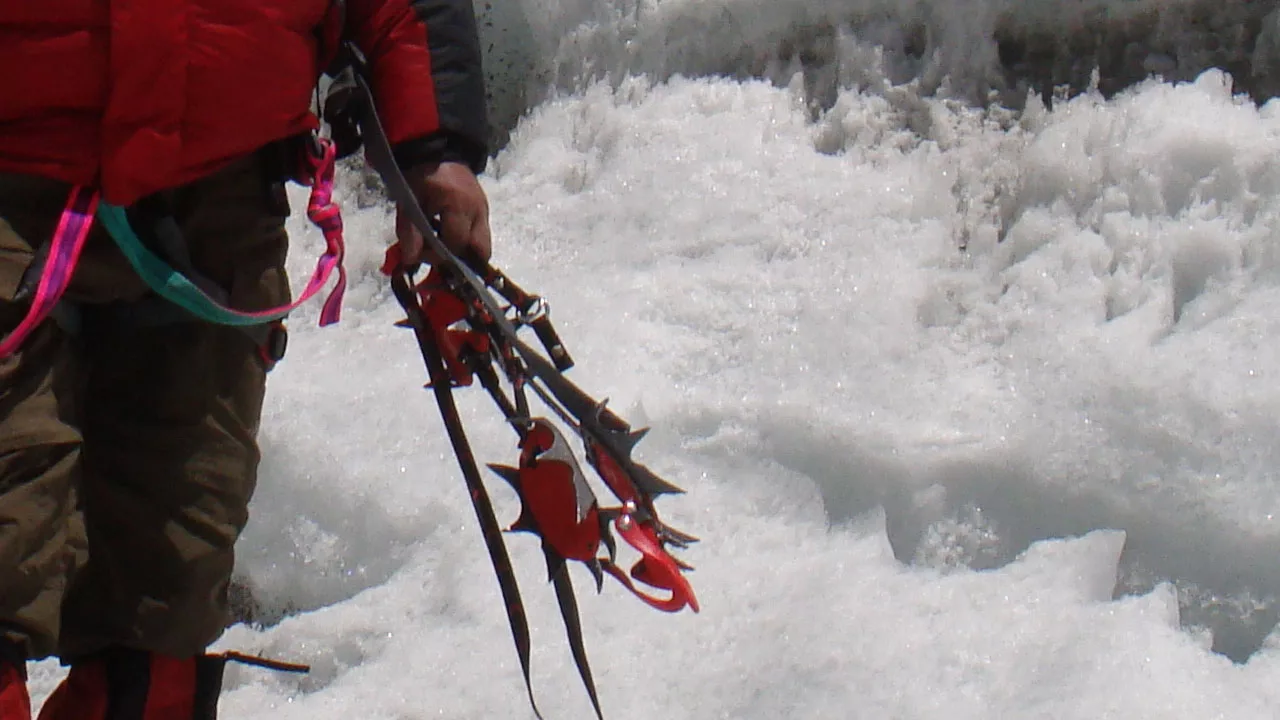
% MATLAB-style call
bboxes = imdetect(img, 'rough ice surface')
[25,1,1280,718]
[479,0,1279,145]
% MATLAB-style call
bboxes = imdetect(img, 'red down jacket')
[0,0,490,206]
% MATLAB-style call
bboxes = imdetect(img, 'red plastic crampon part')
[508,420,603,563]
[580,438,698,612]
[586,440,640,507]
[420,285,490,387]
[383,249,490,387]
[602,515,699,613]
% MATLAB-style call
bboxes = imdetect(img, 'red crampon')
[387,261,699,720]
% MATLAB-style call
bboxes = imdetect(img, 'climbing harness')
[0,136,348,361]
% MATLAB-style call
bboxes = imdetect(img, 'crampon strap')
[0,138,347,360]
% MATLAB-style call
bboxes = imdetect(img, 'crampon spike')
[621,427,649,450]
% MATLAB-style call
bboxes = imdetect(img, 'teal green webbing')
[96,203,288,327]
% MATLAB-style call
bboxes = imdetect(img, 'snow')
[28,1,1280,717]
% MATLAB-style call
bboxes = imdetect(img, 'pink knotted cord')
[299,137,347,327]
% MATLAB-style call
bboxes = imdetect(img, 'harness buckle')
[258,321,288,370]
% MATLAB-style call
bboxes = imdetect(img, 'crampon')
[383,255,699,719]
[348,70,699,720]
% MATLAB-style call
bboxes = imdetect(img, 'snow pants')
[0,154,292,662]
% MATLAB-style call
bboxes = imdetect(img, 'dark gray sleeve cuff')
[392,130,488,175]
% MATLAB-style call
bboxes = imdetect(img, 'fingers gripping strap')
[97,139,347,328]
[0,186,98,358]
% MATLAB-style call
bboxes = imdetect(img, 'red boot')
[0,641,31,720]
[36,648,307,720]
[37,649,224,720]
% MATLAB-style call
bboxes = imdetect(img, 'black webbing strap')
[389,272,541,718]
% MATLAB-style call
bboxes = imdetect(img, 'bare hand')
[394,162,491,268]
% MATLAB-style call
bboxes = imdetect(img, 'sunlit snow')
[28,1,1280,718]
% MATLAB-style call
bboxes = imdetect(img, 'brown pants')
[0,156,292,661]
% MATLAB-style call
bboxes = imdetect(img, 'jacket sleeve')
[345,0,490,174]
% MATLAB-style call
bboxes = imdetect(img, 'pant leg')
[0,175,86,661]
[58,155,293,660]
